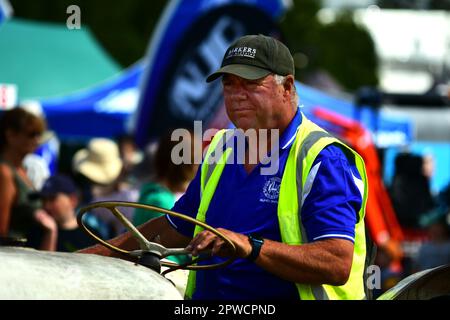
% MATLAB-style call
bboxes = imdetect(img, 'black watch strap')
[247,234,264,261]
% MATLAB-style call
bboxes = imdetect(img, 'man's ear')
[283,75,294,90]
[283,75,295,97]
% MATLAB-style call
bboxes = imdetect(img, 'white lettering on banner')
[169,16,244,120]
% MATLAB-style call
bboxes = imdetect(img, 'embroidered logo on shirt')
[260,177,281,203]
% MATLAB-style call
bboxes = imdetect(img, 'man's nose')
[229,84,247,100]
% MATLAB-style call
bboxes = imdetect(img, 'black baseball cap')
[206,34,294,83]
[39,175,78,198]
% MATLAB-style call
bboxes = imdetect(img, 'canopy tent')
[0,18,120,100]
[39,61,144,139]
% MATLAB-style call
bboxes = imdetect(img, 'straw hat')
[72,138,123,185]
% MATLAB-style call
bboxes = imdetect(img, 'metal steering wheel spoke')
[109,206,153,252]
[77,201,236,271]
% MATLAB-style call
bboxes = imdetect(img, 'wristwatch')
[247,234,264,261]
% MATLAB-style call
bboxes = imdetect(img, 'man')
[28,175,99,252]
[81,34,368,300]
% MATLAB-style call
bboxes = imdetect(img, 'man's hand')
[186,228,252,258]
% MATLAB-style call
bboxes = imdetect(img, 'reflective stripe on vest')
[185,129,233,299]
[185,114,368,300]
[278,115,368,300]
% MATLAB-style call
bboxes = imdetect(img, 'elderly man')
[82,34,368,300]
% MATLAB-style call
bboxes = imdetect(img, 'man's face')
[221,74,292,131]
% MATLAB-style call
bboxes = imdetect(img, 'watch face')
[250,234,264,243]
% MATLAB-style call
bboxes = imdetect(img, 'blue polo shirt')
[167,109,364,300]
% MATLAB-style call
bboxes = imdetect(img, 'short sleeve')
[300,144,363,243]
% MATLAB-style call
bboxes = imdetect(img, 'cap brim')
[206,64,271,83]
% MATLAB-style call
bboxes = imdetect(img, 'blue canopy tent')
[39,61,145,140]
[297,83,413,148]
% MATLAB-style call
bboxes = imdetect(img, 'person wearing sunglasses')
[0,107,46,242]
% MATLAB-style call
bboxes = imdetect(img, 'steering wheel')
[77,201,237,273]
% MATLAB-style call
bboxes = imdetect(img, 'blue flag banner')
[134,0,288,147]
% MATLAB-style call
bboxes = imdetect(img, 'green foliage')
[280,0,379,91]
[319,12,379,91]
[280,0,323,76]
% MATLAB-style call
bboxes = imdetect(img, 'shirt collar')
[279,108,302,150]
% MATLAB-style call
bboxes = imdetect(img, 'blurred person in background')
[27,175,100,252]
[0,107,45,242]
[130,140,159,189]
[116,134,143,185]
[72,138,138,238]
[20,100,59,190]
[389,152,436,229]
[413,181,450,272]
[414,216,450,272]
[133,132,198,226]
[132,132,198,265]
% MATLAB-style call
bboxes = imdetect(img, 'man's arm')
[253,237,353,285]
[78,216,191,257]
[188,228,353,286]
